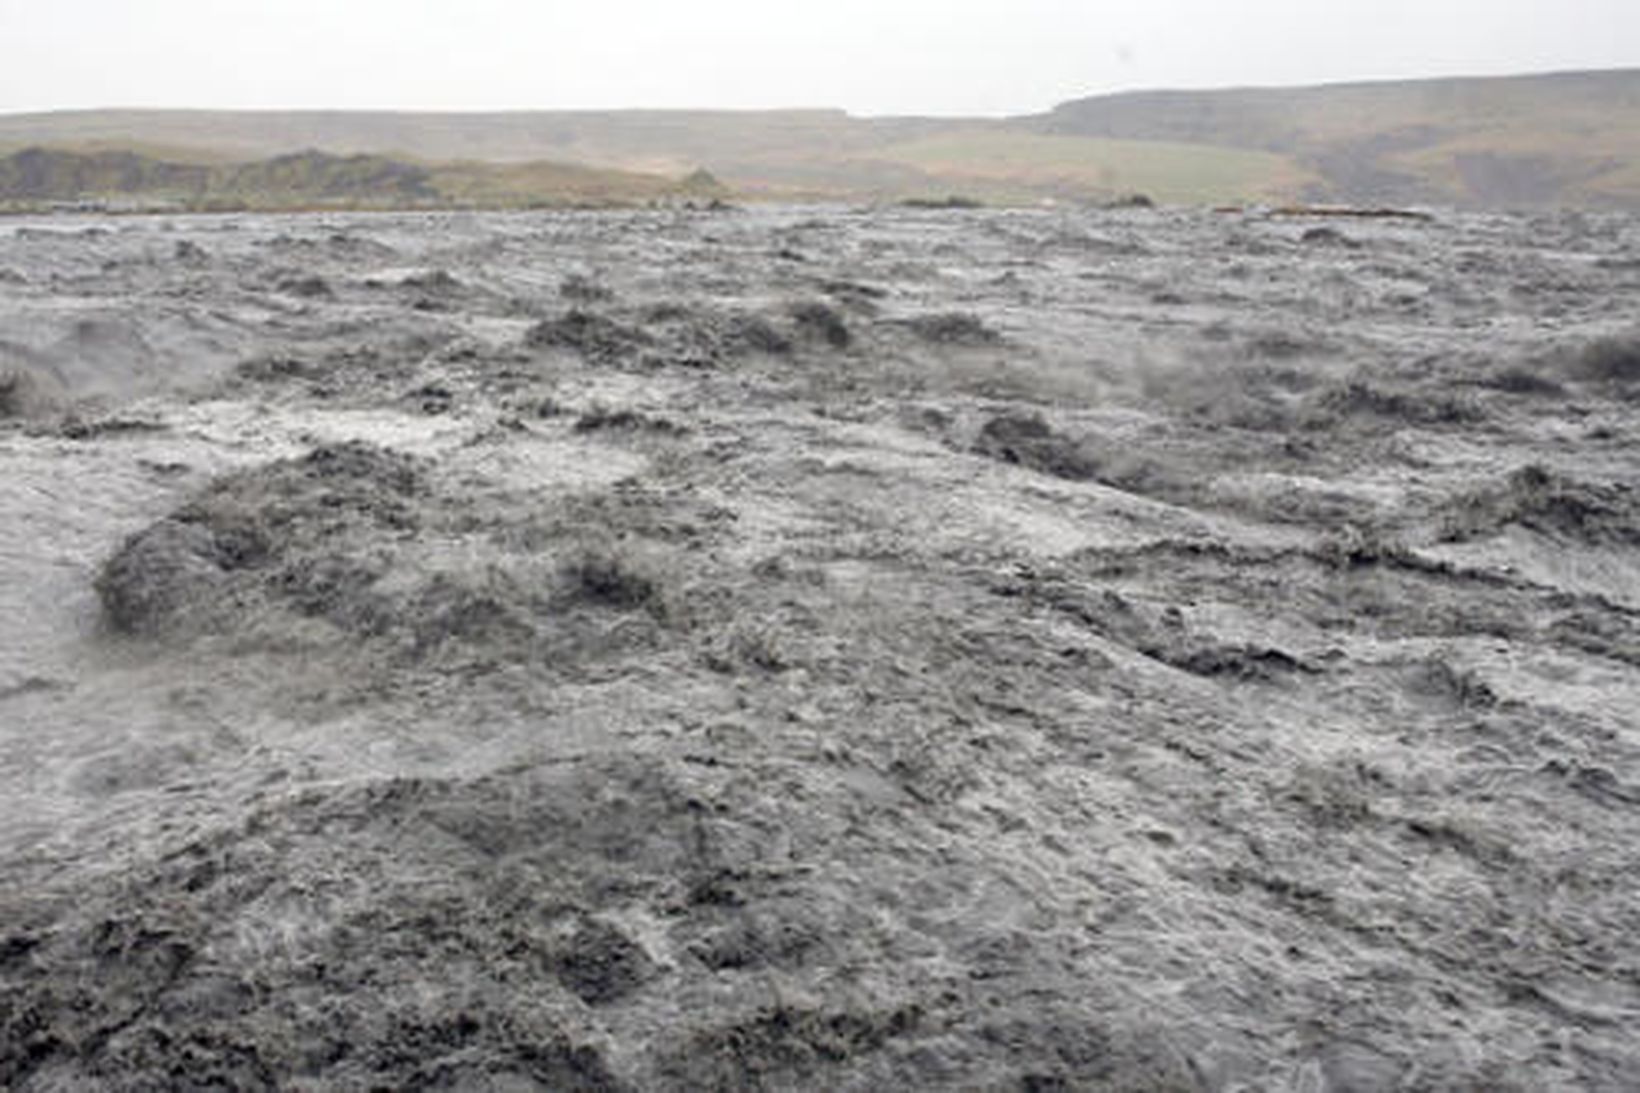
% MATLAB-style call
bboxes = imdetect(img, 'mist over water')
[3,204,1639,1088]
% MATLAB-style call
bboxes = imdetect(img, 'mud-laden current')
[2,206,1640,1089]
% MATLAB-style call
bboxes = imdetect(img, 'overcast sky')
[2,0,1636,116]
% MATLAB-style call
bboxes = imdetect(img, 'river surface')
[2,205,1639,1089]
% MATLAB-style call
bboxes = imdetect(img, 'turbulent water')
[2,205,1639,1090]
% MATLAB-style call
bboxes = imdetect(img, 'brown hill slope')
[2,69,1637,208]
[0,146,697,211]
[1030,69,1640,208]
[0,109,1330,206]
[0,108,898,170]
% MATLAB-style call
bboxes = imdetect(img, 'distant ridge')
[0,146,703,211]
[3,69,1637,209]
[1030,69,1640,208]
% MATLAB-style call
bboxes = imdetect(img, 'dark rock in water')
[1147,640,1314,681]
[95,442,424,638]
[172,239,208,264]
[1572,332,1640,382]
[1483,365,1565,396]
[55,415,167,441]
[720,313,792,356]
[573,406,688,436]
[1242,329,1324,360]
[904,311,1000,346]
[789,301,851,349]
[0,763,661,1090]
[524,309,653,362]
[274,552,393,634]
[278,274,333,299]
[820,278,888,304]
[545,915,655,1005]
[1305,379,1483,427]
[657,1004,923,1090]
[406,381,454,414]
[92,438,687,668]
[405,570,534,655]
[297,441,424,494]
[973,412,1101,481]
[560,273,614,302]
[1300,225,1360,248]
[97,518,249,635]
[401,268,461,294]
[559,547,664,614]
[637,301,792,365]
[1442,463,1640,546]
[1406,656,1498,709]
[234,354,312,383]
[0,370,34,417]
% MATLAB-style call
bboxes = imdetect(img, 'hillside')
[1,68,1637,208]
[0,146,704,211]
[0,108,1319,206]
[1032,69,1640,208]
[859,129,1317,205]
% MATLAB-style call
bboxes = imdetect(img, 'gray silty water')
[2,204,1640,1089]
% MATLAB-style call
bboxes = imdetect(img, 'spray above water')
[2,205,1640,1089]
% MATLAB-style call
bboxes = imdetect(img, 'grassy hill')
[0,111,1329,206]
[1030,69,1640,208]
[862,130,1317,205]
[2,68,1637,209]
[0,108,894,170]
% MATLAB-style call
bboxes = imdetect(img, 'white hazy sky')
[2,0,1636,116]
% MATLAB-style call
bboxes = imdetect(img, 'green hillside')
[0,108,893,169]
[2,68,1637,209]
[1031,69,1640,208]
[864,130,1317,205]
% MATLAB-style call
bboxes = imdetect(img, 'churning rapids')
[2,204,1639,1090]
